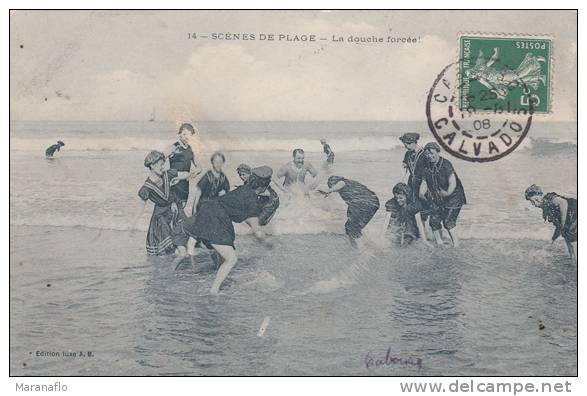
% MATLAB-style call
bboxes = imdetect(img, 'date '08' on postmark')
[459,36,552,114]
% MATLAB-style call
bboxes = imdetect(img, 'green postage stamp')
[459,35,552,113]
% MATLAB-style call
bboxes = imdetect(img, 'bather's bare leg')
[210,244,238,295]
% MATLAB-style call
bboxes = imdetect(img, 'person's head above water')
[399,133,420,150]
[178,123,196,145]
[392,182,411,196]
[210,151,226,172]
[327,175,344,188]
[178,123,195,134]
[144,150,166,174]
[525,184,544,207]
[237,163,252,182]
[423,142,441,163]
[57,140,65,146]
[320,139,327,144]
[249,166,273,192]
[392,182,411,206]
[292,148,305,167]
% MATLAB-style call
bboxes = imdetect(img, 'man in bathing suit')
[276,148,319,189]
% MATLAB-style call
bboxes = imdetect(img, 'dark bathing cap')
[251,166,272,179]
[237,163,252,173]
[327,175,344,188]
[392,182,411,196]
[178,123,196,134]
[144,150,165,168]
[424,142,441,152]
[249,166,273,189]
[399,133,420,144]
[524,184,543,200]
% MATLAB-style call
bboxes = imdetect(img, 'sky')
[10,10,577,122]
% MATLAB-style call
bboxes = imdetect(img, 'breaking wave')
[9,135,576,154]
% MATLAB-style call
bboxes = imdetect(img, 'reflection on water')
[390,250,464,355]
[10,227,576,376]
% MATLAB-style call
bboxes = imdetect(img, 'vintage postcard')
[9,10,577,377]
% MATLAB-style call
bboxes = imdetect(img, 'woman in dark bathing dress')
[382,183,424,246]
[399,133,430,240]
[167,123,198,208]
[193,151,230,214]
[180,166,275,294]
[132,151,195,255]
[525,184,577,264]
[237,163,280,226]
[400,133,427,202]
[45,140,65,158]
[319,175,380,248]
[421,142,467,248]
[320,139,335,164]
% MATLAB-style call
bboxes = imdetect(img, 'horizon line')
[9,119,577,123]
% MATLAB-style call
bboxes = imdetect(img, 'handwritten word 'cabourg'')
[365,348,423,371]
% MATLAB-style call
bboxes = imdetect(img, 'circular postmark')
[426,61,534,163]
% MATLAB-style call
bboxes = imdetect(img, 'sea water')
[9,120,577,375]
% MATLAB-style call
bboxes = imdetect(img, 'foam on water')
[9,119,577,154]
[9,135,576,153]
[8,207,556,241]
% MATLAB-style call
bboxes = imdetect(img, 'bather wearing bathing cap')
[144,150,165,168]
[249,166,273,189]
[524,184,543,200]
[392,182,411,197]
[399,133,420,144]
[251,166,280,226]
[251,166,272,179]
[237,163,252,174]
[423,142,441,152]
[327,175,345,188]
